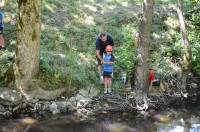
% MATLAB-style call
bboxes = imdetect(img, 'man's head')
[100,33,107,43]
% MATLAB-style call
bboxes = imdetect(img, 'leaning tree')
[176,0,192,91]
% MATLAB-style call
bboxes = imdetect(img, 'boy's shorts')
[103,71,112,78]
[0,27,3,35]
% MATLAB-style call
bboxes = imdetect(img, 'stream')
[0,106,200,132]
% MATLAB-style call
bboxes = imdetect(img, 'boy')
[103,45,115,94]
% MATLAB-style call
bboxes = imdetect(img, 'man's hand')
[101,60,104,64]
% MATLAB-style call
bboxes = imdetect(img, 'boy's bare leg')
[160,81,165,92]
[104,78,108,94]
[108,78,112,93]
[149,81,153,92]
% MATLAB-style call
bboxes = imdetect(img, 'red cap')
[106,45,112,52]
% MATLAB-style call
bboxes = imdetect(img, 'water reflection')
[157,110,200,132]
[1,110,200,132]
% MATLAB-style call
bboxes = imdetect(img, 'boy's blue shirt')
[0,11,4,28]
[103,54,115,73]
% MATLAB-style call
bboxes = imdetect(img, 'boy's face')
[107,51,112,54]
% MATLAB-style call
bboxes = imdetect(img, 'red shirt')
[149,70,155,83]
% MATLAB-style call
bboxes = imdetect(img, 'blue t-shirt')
[96,34,114,56]
[103,54,115,73]
[0,11,4,28]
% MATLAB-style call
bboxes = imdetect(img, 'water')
[1,108,200,132]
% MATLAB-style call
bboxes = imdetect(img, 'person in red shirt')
[149,68,160,92]
[149,69,155,83]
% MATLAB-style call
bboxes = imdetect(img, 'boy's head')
[106,45,112,54]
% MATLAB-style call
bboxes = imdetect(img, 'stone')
[88,87,100,99]
[76,94,92,108]
[69,97,77,107]
[78,89,89,97]
[66,101,76,111]
[191,83,198,89]
[0,105,6,112]
[3,111,12,117]
[0,89,22,106]
[55,101,68,113]
[49,102,60,114]
[42,102,51,111]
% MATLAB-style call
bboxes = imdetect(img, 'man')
[96,33,114,81]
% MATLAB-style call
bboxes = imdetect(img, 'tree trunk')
[13,0,41,99]
[133,0,154,110]
[177,0,192,91]
[134,0,154,94]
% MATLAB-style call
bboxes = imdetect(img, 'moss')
[17,0,28,7]
[32,29,37,41]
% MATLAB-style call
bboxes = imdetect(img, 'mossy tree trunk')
[134,0,154,94]
[133,0,154,110]
[177,0,192,91]
[13,0,41,99]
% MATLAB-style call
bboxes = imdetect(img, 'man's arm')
[96,50,103,62]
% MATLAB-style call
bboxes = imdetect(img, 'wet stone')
[0,105,6,112]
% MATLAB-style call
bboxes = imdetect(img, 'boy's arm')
[109,55,115,64]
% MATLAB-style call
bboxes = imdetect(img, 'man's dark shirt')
[96,34,114,56]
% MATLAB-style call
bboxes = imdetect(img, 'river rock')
[49,102,60,114]
[76,94,92,108]
[49,101,76,114]
[78,89,89,97]
[88,87,100,98]
[190,83,198,89]
[0,89,22,106]
[66,101,76,111]
[0,105,6,112]
[69,97,77,107]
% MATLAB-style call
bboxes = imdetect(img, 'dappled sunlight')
[83,15,95,26]
[83,4,97,12]
[58,53,67,59]
[41,23,58,32]
[152,33,161,39]
[78,53,94,65]
[165,17,179,29]
[121,1,128,7]
[44,4,55,13]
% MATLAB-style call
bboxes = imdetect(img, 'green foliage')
[192,44,200,75]
[185,1,200,75]
[0,51,14,87]
[38,49,98,90]
[115,23,136,77]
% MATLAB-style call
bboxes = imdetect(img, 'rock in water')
[49,102,60,114]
